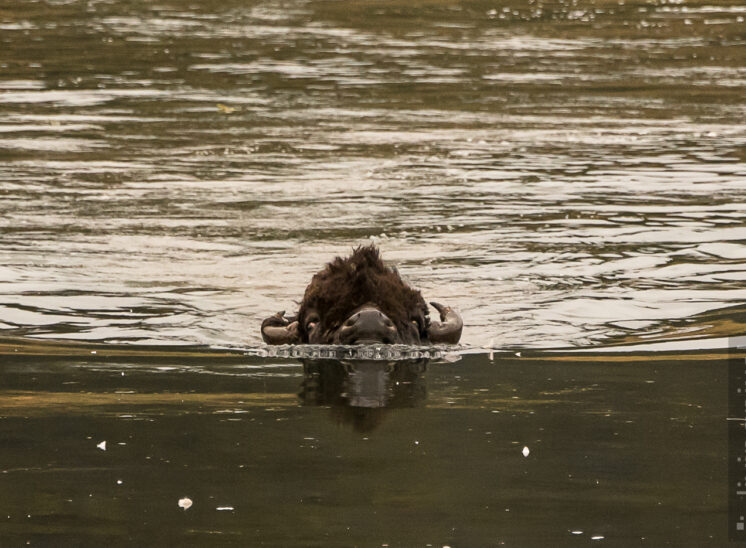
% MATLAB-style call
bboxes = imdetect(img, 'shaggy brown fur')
[297,245,429,342]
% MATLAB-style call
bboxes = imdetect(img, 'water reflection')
[300,359,428,432]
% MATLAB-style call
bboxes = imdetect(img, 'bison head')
[261,245,462,345]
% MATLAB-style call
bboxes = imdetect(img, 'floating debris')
[216,103,237,114]
[591,536,605,540]
[96,441,106,451]
[571,530,583,535]
[178,497,193,510]
[216,506,234,511]
[522,446,530,457]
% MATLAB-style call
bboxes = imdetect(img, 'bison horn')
[427,302,463,344]
[261,311,301,345]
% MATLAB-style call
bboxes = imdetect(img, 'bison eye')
[411,317,424,333]
[305,313,320,331]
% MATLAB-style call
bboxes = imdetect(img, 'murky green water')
[1,0,745,544]
[0,351,731,545]
[1,0,744,349]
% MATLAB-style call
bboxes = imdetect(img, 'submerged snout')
[337,307,398,344]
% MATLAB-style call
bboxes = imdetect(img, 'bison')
[261,245,462,345]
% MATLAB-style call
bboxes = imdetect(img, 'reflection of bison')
[299,359,429,432]
[261,245,462,345]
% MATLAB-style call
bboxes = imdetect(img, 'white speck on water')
[591,536,604,540]
[91,351,96,354]
[96,441,106,451]
[414,440,419,445]
[178,497,193,510]
[522,446,530,457]
[571,530,583,534]
[515,351,521,357]
[216,506,234,511]
[116,480,122,485]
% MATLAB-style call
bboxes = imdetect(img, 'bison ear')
[427,302,463,344]
[261,311,301,345]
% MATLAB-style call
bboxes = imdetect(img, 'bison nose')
[338,309,398,344]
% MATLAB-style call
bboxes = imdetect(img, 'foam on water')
[241,344,448,361]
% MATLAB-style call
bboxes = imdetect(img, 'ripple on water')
[0,0,744,349]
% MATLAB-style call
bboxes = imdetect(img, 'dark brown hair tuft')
[297,245,427,341]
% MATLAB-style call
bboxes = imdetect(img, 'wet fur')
[297,245,429,342]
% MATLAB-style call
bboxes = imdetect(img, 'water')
[0,350,732,545]
[1,0,745,543]
[1,0,744,350]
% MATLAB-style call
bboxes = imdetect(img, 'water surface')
[0,350,732,545]
[1,0,745,350]
[0,2,745,541]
